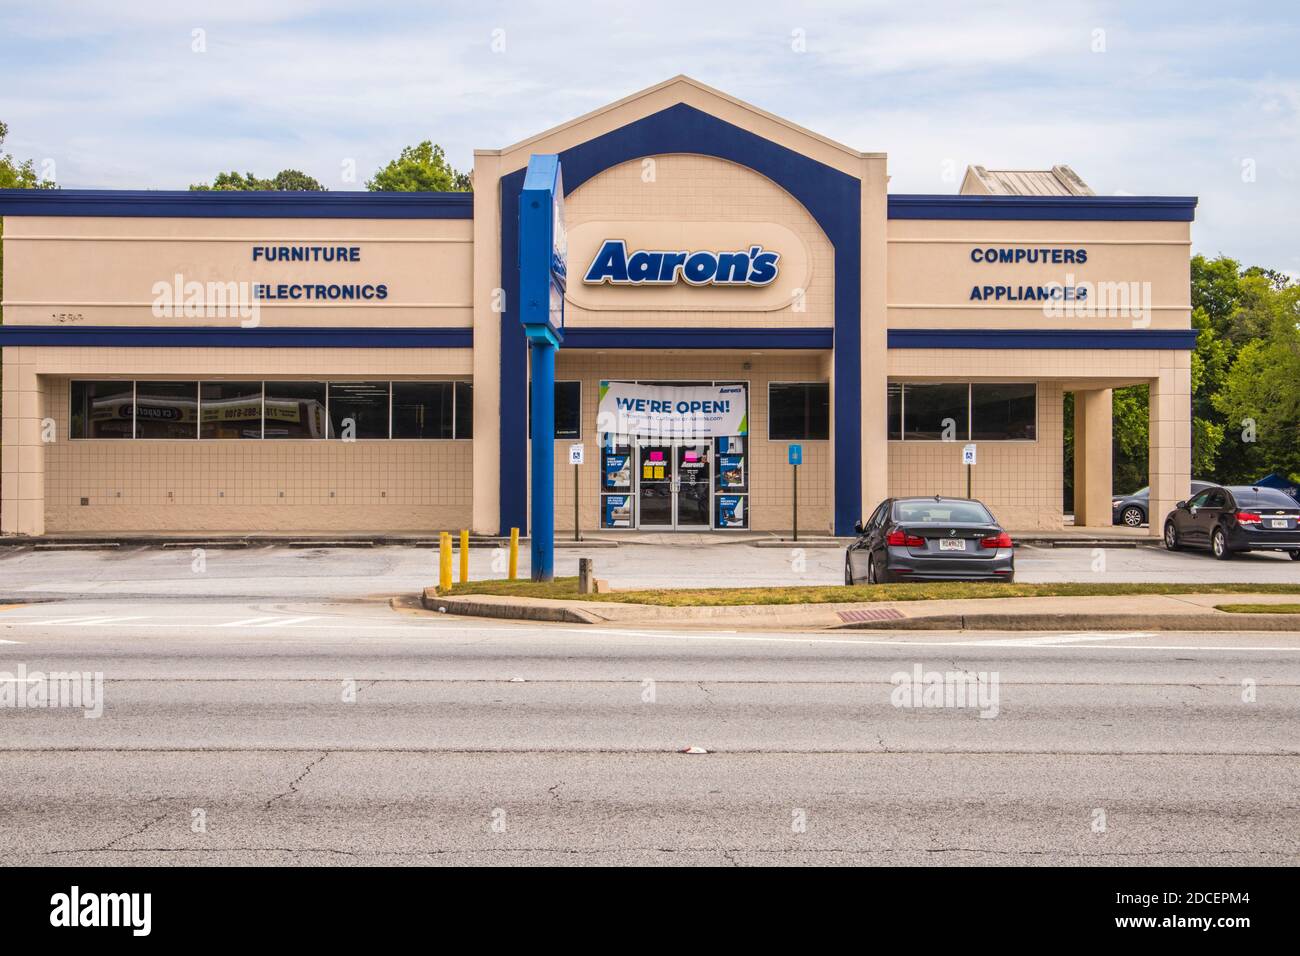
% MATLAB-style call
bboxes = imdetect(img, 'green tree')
[1,121,58,325]
[367,141,471,192]
[189,169,327,191]
[0,121,57,449]
[0,121,56,189]
[1212,303,1300,482]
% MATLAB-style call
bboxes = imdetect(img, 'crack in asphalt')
[263,752,330,809]
[35,845,1286,860]
[95,798,170,852]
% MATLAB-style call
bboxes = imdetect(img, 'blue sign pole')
[529,339,555,581]
[789,444,802,542]
[518,155,566,582]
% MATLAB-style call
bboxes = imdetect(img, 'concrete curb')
[836,612,1300,631]
[417,589,1300,632]
[421,590,605,625]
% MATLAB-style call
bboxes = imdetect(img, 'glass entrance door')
[637,443,674,528]
[636,442,711,529]
[675,443,711,528]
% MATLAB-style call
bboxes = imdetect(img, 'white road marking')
[215,617,283,628]
[978,632,1157,647]
[598,630,1299,653]
[39,615,150,627]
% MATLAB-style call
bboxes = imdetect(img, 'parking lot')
[0,537,1294,601]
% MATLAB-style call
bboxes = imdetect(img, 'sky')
[2,0,1297,272]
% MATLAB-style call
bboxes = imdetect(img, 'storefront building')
[0,76,1196,538]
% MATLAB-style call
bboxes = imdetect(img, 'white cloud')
[1,0,1297,266]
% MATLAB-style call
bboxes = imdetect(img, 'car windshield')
[1231,488,1299,509]
[895,500,994,524]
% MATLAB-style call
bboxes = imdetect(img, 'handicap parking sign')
[788,444,802,466]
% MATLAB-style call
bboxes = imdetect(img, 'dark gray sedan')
[1163,485,1300,560]
[846,496,1015,584]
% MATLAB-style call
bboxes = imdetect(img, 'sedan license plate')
[1270,519,1290,529]
[939,538,966,552]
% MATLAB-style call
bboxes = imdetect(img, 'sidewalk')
[420,588,1300,631]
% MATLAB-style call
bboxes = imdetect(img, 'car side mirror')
[1176,501,1187,510]
[853,521,865,535]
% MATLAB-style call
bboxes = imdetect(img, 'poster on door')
[603,452,631,490]
[679,446,709,484]
[716,494,747,529]
[598,381,748,440]
[602,494,633,528]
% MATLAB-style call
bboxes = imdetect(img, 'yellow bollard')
[459,529,469,583]
[508,527,519,580]
[439,531,453,592]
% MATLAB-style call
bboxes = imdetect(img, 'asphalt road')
[1,596,1296,865]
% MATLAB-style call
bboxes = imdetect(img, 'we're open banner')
[597,381,748,439]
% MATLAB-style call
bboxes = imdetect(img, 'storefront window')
[887,383,902,441]
[201,382,263,439]
[529,381,579,439]
[971,384,1036,440]
[135,381,198,439]
[70,379,472,440]
[327,382,390,439]
[70,381,134,439]
[454,382,473,439]
[768,383,829,440]
[555,381,581,438]
[264,382,327,439]
[392,382,453,439]
[902,383,969,441]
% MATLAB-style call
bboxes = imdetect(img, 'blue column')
[529,338,556,582]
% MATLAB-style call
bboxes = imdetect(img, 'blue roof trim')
[563,327,833,349]
[887,194,1197,222]
[0,189,474,219]
[888,329,1197,349]
[0,325,473,347]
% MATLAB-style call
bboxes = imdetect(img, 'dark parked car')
[1163,485,1300,560]
[1112,480,1215,527]
[846,496,1015,584]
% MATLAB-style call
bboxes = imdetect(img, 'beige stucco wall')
[887,218,1192,330]
[552,352,833,534]
[2,216,472,329]
[3,345,473,534]
[563,154,834,329]
[888,382,1064,529]
[471,75,876,537]
[886,347,1192,530]
[2,78,1194,539]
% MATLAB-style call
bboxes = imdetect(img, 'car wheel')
[1290,550,1300,561]
[1163,522,1180,551]
[1212,528,1232,560]
[1121,506,1145,528]
[844,554,855,586]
